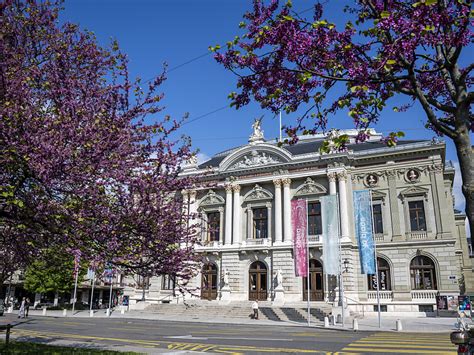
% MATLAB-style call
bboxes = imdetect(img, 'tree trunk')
[453,115,473,249]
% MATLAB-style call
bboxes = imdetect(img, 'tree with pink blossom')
[0,1,199,286]
[215,0,473,243]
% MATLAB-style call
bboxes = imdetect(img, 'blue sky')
[62,0,469,214]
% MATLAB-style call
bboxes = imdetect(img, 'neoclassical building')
[124,125,472,315]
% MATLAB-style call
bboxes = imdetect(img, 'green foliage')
[23,250,86,295]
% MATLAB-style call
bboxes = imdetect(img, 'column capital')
[337,171,347,182]
[282,178,291,187]
[273,179,282,187]
[181,189,189,197]
[327,172,337,182]
[232,184,241,193]
[225,184,233,193]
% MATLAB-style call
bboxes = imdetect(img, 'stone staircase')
[146,301,331,325]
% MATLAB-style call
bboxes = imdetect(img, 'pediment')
[243,184,273,202]
[371,190,387,200]
[199,190,225,207]
[399,186,429,197]
[294,177,327,197]
[219,144,292,172]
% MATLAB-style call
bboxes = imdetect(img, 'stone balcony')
[367,290,393,302]
[411,290,437,303]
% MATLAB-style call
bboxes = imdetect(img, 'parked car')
[0,299,5,316]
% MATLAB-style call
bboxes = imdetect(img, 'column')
[188,190,197,217]
[224,185,233,245]
[266,202,272,244]
[218,207,224,245]
[337,172,350,238]
[273,179,283,244]
[232,184,241,244]
[328,172,337,195]
[282,178,292,242]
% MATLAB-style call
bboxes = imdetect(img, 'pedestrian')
[252,300,259,320]
[25,297,30,317]
[18,297,26,318]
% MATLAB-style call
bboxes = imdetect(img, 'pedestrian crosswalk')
[339,332,456,354]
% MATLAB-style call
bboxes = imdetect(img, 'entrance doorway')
[201,263,218,300]
[303,259,324,301]
[249,261,267,301]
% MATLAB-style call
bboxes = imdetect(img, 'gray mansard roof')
[198,138,428,169]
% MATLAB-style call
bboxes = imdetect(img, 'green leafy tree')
[23,250,86,296]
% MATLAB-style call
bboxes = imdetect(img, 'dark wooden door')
[249,261,267,301]
[201,263,218,300]
[303,260,324,301]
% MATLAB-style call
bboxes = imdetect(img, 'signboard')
[292,199,308,277]
[353,190,376,274]
[448,295,459,311]
[436,295,448,310]
[459,296,471,311]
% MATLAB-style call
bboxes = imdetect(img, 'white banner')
[321,194,340,276]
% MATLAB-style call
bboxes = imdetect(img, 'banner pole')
[89,270,96,313]
[108,275,113,316]
[72,268,79,315]
[336,193,344,329]
[306,199,311,327]
[369,190,382,328]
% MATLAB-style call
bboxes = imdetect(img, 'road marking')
[12,328,328,353]
[166,335,209,340]
[342,347,455,354]
[347,343,454,350]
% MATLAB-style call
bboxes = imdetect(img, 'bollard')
[332,315,337,326]
[396,319,403,331]
[5,324,11,346]
[352,319,359,331]
[90,310,94,317]
[106,309,110,317]
[62,309,67,317]
[42,307,47,316]
[120,307,125,315]
[324,316,329,328]
[7,305,13,314]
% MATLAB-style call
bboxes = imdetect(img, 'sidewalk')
[14,309,459,333]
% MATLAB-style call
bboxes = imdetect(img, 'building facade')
[123,125,472,315]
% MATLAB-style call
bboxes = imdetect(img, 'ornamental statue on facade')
[249,116,265,145]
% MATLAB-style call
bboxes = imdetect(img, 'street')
[1,314,456,354]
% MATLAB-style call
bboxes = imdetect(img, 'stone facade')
[122,127,472,316]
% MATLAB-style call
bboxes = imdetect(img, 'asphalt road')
[1,314,457,354]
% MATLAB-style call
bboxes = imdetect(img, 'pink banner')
[292,199,308,277]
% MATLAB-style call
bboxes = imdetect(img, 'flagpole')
[89,270,96,314]
[279,111,282,142]
[336,193,345,328]
[108,275,113,317]
[306,199,311,327]
[72,268,79,315]
[369,189,382,328]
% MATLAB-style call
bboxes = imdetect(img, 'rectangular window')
[207,212,220,242]
[253,208,268,239]
[161,274,174,290]
[308,202,322,235]
[408,201,426,231]
[372,204,383,234]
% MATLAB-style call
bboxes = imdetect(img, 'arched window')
[368,258,391,291]
[410,256,437,290]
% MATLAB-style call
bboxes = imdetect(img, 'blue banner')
[321,194,340,276]
[353,190,376,274]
